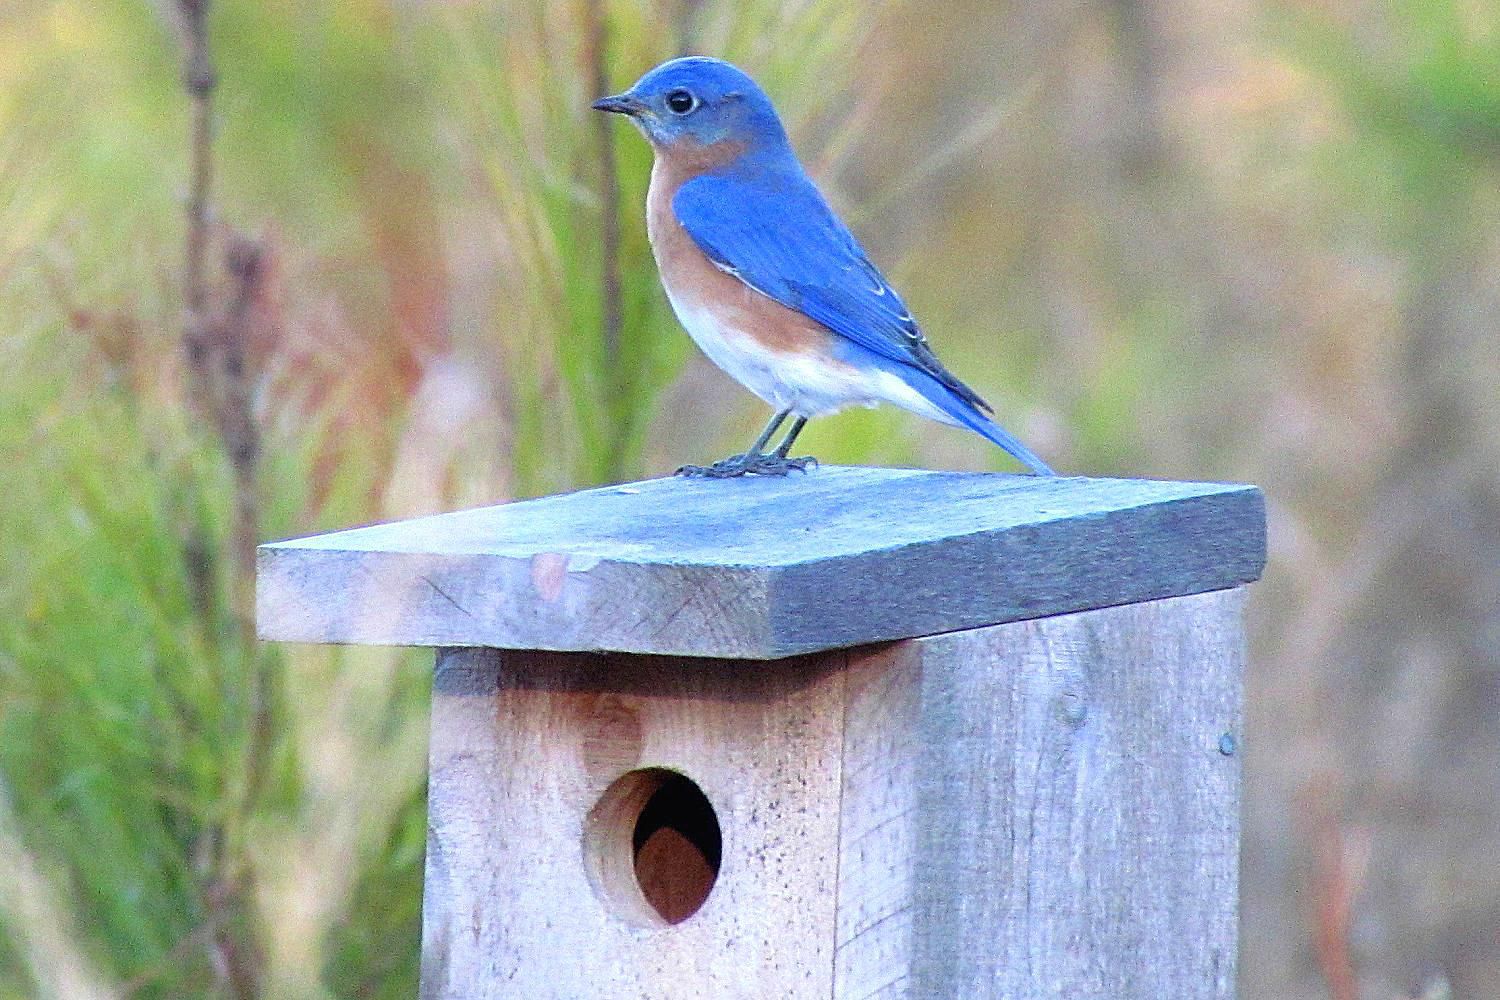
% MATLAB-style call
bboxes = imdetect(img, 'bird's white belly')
[664,288,956,425]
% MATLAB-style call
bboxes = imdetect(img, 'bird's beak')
[591,93,649,117]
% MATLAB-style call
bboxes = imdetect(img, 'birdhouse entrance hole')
[583,768,722,927]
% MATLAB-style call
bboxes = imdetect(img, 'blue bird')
[593,57,1055,478]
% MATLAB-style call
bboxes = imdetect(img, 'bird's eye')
[665,89,697,115]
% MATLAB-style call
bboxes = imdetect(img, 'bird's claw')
[771,455,817,474]
[677,453,818,479]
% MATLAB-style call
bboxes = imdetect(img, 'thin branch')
[179,0,217,411]
[174,5,264,997]
[220,234,264,622]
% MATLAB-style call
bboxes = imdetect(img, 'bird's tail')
[902,366,1057,476]
[948,402,1057,476]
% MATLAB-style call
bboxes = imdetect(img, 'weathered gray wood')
[418,589,1243,999]
[835,588,1243,999]
[257,467,1264,659]
[420,645,847,1000]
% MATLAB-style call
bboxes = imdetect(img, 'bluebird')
[593,57,1055,478]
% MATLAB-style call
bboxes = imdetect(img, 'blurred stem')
[220,236,264,619]
[175,3,263,997]
[1304,777,1366,1000]
[180,0,216,411]
[676,0,706,54]
[176,0,228,621]
[175,0,261,623]
[585,0,626,480]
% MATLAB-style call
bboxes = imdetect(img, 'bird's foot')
[677,453,818,479]
[761,454,817,475]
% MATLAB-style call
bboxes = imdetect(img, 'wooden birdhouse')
[256,466,1265,999]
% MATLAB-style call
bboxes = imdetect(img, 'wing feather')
[672,173,992,413]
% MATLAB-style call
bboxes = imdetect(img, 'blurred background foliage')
[0,0,1496,998]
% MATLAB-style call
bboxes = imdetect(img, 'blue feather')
[673,170,1055,475]
[841,344,1056,475]
[673,171,925,375]
[897,368,1056,476]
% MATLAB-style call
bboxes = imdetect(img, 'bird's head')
[592,57,790,160]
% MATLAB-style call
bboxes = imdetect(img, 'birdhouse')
[256,466,1265,999]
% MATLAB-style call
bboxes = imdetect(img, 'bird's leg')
[759,416,817,472]
[771,417,807,459]
[679,414,818,478]
[746,409,791,457]
[678,409,790,478]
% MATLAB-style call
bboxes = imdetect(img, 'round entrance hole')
[583,768,722,926]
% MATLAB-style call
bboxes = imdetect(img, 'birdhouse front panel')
[419,646,847,1000]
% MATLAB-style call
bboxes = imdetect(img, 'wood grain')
[257,467,1265,658]
[418,589,1244,998]
[834,588,1244,999]
[419,645,848,1000]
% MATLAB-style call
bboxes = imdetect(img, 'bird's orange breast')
[646,140,837,358]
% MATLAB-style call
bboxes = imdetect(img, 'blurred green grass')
[0,2,886,996]
[3,0,1500,998]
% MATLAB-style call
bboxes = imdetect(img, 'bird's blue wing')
[672,171,1055,475]
[672,172,991,412]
